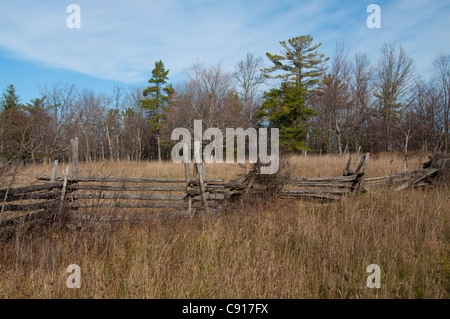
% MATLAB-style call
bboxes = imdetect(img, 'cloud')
[0,0,448,84]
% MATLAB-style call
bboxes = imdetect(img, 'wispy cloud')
[0,0,448,83]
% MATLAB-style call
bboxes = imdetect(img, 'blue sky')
[0,0,449,103]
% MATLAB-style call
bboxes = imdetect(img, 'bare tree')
[39,83,77,164]
[174,63,245,131]
[350,52,374,151]
[374,44,415,152]
[432,54,450,152]
[410,79,441,152]
[311,40,352,154]
[122,86,148,161]
[234,53,266,125]
[76,89,108,162]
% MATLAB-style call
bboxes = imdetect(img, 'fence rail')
[364,168,439,191]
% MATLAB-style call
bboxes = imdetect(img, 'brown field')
[0,153,448,298]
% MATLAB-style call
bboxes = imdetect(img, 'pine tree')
[262,35,329,89]
[0,84,26,160]
[0,84,21,111]
[141,61,172,162]
[257,82,317,151]
[258,36,328,152]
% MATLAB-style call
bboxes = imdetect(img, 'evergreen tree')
[0,84,26,160]
[257,82,317,151]
[0,84,21,111]
[258,36,328,152]
[141,60,173,162]
[262,35,329,89]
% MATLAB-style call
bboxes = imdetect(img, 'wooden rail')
[364,168,439,190]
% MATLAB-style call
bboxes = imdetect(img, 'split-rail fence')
[0,138,443,229]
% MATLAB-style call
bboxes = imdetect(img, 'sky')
[0,0,449,103]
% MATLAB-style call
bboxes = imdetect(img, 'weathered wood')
[343,155,352,176]
[362,153,370,174]
[351,155,369,193]
[71,137,79,212]
[280,193,341,200]
[37,174,187,183]
[199,162,207,183]
[188,179,225,186]
[50,160,58,183]
[354,153,368,175]
[286,175,358,182]
[72,201,187,209]
[191,193,225,201]
[185,162,192,214]
[186,189,226,196]
[364,168,438,188]
[1,200,60,212]
[0,208,61,228]
[352,173,366,193]
[2,190,61,202]
[67,184,186,192]
[73,194,186,201]
[395,168,439,191]
[0,182,63,197]
[38,174,225,185]
[196,162,209,214]
[71,138,79,178]
[61,166,69,202]
[353,146,361,173]
[284,182,352,188]
[367,169,428,180]
[280,188,352,194]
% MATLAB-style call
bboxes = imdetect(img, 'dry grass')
[0,153,448,299]
[10,151,429,182]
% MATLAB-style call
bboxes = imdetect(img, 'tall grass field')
[0,153,448,298]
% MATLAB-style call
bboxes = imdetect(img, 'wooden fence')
[32,154,369,216]
[0,138,444,230]
[279,153,370,200]
[36,162,226,214]
[363,168,439,191]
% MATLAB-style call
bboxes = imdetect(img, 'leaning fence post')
[343,155,352,176]
[59,166,69,213]
[355,153,370,193]
[71,137,79,212]
[60,166,69,202]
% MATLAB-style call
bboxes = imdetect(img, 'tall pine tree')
[141,60,173,162]
[262,35,329,89]
[258,35,328,152]
[0,84,21,111]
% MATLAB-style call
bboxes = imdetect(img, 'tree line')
[1,35,449,164]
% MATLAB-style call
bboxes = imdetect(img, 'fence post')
[355,153,370,193]
[59,166,69,213]
[70,137,79,212]
[50,160,59,183]
[196,162,209,214]
[352,146,361,173]
[60,166,69,202]
[343,155,352,176]
[185,162,192,214]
